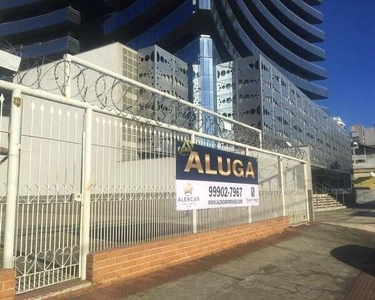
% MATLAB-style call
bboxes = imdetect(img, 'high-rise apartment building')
[350,124,375,146]
[3,1,352,176]
[350,125,365,145]
[1,0,327,101]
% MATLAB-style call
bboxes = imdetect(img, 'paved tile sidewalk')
[71,208,375,300]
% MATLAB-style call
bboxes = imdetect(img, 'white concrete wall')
[353,154,375,169]
[76,43,123,73]
[364,128,375,146]
[356,190,375,204]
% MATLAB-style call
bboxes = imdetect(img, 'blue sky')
[319,0,375,129]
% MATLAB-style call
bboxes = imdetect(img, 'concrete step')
[314,203,345,208]
[313,201,345,207]
[314,205,345,208]
[313,195,336,199]
[314,197,339,200]
[313,192,346,211]
[314,200,343,205]
[313,200,342,205]
[314,204,345,209]
[313,198,337,202]
[313,199,340,203]
[314,202,343,205]
[314,206,347,212]
[313,194,329,198]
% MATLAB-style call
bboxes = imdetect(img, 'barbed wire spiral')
[14,58,307,160]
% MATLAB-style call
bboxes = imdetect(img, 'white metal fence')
[13,97,83,292]
[0,55,310,294]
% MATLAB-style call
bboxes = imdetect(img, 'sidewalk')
[315,206,375,233]
[71,208,375,300]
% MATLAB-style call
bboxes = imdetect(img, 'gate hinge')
[71,193,82,202]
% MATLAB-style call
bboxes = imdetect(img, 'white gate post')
[303,163,310,222]
[3,90,22,268]
[190,133,197,233]
[278,157,286,217]
[81,107,92,280]
[245,148,252,223]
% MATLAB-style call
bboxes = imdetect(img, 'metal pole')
[303,163,310,222]
[278,157,286,217]
[192,205,197,234]
[3,90,22,268]
[246,148,252,223]
[81,107,92,280]
[190,133,197,233]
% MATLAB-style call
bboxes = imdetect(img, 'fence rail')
[0,56,310,295]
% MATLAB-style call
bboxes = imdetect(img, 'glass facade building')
[2,0,352,173]
[1,0,327,100]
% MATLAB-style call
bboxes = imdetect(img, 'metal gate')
[14,96,84,293]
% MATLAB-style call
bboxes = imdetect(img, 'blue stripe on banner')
[176,141,258,185]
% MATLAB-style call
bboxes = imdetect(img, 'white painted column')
[80,107,92,280]
[303,163,311,222]
[246,148,252,223]
[278,157,286,217]
[3,90,22,268]
[190,133,197,233]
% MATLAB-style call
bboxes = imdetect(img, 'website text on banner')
[176,141,259,211]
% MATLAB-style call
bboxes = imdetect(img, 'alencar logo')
[184,182,193,196]
[178,140,193,155]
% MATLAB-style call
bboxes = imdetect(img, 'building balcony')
[0,0,67,20]
[0,6,80,42]
[213,0,327,99]
[0,0,40,10]
[220,0,327,80]
[103,0,185,37]
[280,0,323,24]
[124,0,196,50]
[303,0,322,6]
[261,0,324,43]
[18,36,80,59]
[247,0,325,61]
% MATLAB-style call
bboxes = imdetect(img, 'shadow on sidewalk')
[354,201,375,209]
[331,245,375,276]
[350,211,375,218]
[73,229,301,299]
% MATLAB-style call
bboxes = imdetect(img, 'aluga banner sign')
[176,141,259,211]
